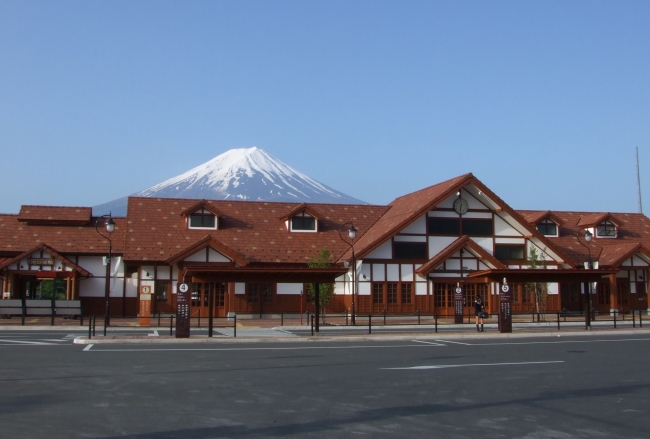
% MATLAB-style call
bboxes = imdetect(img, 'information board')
[498,278,512,333]
[454,285,464,324]
[176,283,191,338]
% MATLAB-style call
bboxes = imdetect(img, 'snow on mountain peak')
[94,147,365,216]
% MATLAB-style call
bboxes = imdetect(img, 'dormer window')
[280,203,322,233]
[188,209,217,230]
[290,212,316,232]
[537,219,558,236]
[596,220,617,238]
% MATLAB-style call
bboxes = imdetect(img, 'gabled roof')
[165,235,248,266]
[341,173,574,267]
[597,242,650,268]
[278,203,323,221]
[577,212,622,228]
[519,210,565,227]
[0,243,91,276]
[17,205,92,225]
[415,236,507,277]
[179,200,224,218]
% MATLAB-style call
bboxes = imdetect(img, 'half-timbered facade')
[1,173,649,318]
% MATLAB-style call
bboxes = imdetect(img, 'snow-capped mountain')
[94,147,366,216]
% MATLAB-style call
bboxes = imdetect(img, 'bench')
[0,300,25,323]
[55,300,84,325]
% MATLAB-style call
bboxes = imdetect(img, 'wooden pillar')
[609,273,618,314]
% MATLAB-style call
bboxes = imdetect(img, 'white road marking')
[384,360,565,370]
[41,339,69,342]
[435,340,472,345]
[0,339,55,345]
[83,344,93,351]
[148,330,159,337]
[83,344,436,353]
[411,340,446,346]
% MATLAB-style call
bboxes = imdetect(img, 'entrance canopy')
[178,262,349,284]
[468,268,618,284]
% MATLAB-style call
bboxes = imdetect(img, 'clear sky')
[1,1,649,214]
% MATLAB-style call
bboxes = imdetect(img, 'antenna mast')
[637,146,643,214]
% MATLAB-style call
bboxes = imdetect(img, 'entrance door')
[191,282,228,318]
[617,280,630,312]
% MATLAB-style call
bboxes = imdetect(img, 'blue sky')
[1,1,649,214]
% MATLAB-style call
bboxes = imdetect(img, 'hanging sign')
[499,278,512,333]
[176,283,191,338]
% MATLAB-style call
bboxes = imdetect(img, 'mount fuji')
[93,147,366,216]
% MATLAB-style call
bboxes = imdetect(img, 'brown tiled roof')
[17,205,92,225]
[516,210,650,267]
[0,214,127,256]
[124,197,388,264]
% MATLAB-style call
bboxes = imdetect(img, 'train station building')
[1,173,649,319]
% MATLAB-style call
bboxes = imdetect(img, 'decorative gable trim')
[278,203,323,221]
[165,235,248,266]
[577,213,622,228]
[0,243,91,276]
[415,236,507,277]
[599,243,650,268]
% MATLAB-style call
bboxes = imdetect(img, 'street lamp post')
[577,229,594,330]
[339,222,358,325]
[96,213,115,336]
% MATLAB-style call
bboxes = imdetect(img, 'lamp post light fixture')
[577,229,594,330]
[339,222,358,325]
[96,213,115,336]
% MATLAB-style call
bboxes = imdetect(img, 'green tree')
[306,247,333,324]
[525,246,549,320]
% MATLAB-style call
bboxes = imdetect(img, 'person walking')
[475,296,485,332]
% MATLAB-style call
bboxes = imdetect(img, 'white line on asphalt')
[148,330,159,337]
[83,344,93,351]
[435,340,472,345]
[0,339,56,345]
[82,344,438,353]
[411,340,446,346]
[383,360,565,370]
[41,339,69,342]
[437,337,650,347]
[274,329,295,335]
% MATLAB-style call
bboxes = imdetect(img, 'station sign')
[176,283,191,338]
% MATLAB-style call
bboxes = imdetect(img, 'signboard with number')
[454,285,464,324]
[176,283,191,338]
[498,279,512,333]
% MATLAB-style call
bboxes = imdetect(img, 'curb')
[72,327,650,345]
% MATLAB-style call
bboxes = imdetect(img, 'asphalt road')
[1,332,649,438]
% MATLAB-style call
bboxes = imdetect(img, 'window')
[428,217,493,236]
[495,245,525,261]
[191,283,201,306]
[462,219,493,236]
[155,281,169,302]
[401,283,412,304]
[597,282,610,305]
[523,284,532,303]
[393,242,427,259]
[464,284,487,305]
[596,221,617,237]
[387,283,398,304]
[372,283,384,304]
[189,210,216,229]
[215,283,226,307]
[617,283,628,305]
[537,219,558,236]
[428,218,460,235]
[433,283,449,307]
[290,213,316,231]
[247,283,273,303]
